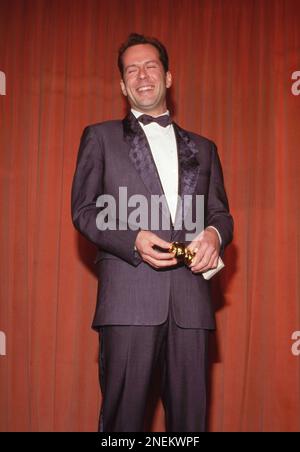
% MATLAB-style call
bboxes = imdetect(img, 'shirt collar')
[131,108,170,119]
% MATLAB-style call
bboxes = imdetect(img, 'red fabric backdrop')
[0,0,300,431]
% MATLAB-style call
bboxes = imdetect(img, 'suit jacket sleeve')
[205,142,233,254]
[71,126,142,266]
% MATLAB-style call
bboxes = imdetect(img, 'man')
[71,33,233,432]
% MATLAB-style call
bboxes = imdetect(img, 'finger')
[203,253,218,271]
[189,254,199,267]
[212,256,219,269]
[192,244,208,264]
[187,243,199,253]
[144,243,175,260]
[148,249,177,260]
[189,245,207,268]
[147,257,178,268]
[192,251,217,273]
[191,251,212,272]
[152,236,173,250]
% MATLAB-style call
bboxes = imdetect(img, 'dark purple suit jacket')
[71,113,233,329]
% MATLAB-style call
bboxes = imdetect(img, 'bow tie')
[138,114,172,128]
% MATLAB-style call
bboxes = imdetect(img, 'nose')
[138,66,147,79]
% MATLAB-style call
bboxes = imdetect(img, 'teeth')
[137,86,153,92]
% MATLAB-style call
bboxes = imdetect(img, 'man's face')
[120,44,172,116]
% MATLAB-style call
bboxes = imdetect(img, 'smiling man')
[120,43,172,115]
[71,33,233,432]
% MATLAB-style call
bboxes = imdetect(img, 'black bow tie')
[138,114,172,127]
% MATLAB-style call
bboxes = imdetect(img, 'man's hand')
[135,231,177,269]
[187,228,220,274]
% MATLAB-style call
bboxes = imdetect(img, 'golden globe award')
[169,242,195,266]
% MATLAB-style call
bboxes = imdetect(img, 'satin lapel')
[173,123,201,233]
[123,113,171,220]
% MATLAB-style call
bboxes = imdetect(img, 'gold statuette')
[169,242,195,266]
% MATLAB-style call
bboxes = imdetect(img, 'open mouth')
[136,85,155,93]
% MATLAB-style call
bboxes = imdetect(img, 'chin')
[136,103,155,110]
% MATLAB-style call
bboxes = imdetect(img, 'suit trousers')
[98,299,208,432]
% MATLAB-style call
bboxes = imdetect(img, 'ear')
[120,79,127,96]
[166,71,172,89]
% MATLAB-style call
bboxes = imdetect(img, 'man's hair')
[118,33,169,77]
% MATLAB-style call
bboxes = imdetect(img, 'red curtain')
[0,0,300,432]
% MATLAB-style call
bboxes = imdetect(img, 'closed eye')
[126,66,138,75]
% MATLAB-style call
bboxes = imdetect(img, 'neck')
[131,104,168,117]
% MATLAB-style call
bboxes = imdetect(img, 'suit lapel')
[123,112,165,197]
[123,113,201,231]
[173,123,201,232]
